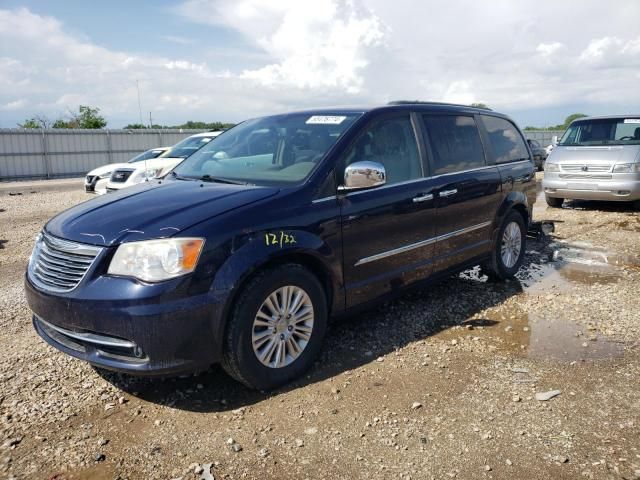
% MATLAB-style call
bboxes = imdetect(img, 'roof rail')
[387,100,492,110]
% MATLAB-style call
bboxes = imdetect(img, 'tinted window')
[422,115,485,175]
[341,115,422,185]
[482,115,529,164]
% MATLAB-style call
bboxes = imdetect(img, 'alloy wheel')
[501,222,522,268]
[251,286,314,368]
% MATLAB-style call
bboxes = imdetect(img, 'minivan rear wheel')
[221,264,327,390]
[545,195,564,208]
[482,211,526,280]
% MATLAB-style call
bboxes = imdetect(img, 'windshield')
[173,113,361,186]
[164,135,216,158]
[128,148,166,163]
[559,118,640,146]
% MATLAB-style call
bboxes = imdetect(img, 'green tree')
[19,118,43,129]
[562,113,587,128]
[74,105,107,128]
[17,114,52,128]
[53,105,107,129]
[470,102,491,110]
[123,123,148,129]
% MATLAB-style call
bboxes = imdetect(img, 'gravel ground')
[1,175,639,480]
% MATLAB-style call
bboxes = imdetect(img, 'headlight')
[612,163,640,173]
[132,168,162,184]
[108,238,205,282]
[544,162,560,172]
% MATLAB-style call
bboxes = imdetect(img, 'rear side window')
[421,115,485,175]
[481,115,529,164]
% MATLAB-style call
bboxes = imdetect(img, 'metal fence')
[523,130,564,147]
[0,128,566,181]
[0,129,207,181]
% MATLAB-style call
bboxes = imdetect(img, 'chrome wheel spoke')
[252,285,315,369]
[500,221,522,268]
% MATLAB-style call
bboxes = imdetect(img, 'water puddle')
[528,315,623,360]
[517,241,639,293]
[498,313,624,361]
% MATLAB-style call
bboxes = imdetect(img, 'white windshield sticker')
[306,115,346,125]
[623,118,640,123]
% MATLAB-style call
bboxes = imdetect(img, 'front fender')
[208,228,343,343]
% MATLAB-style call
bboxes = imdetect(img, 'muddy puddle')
[518,241,639,293]
[491,313,625,361]
[456,240,631,362]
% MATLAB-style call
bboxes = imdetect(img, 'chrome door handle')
[439,189,457,197]
[412,193,434,203]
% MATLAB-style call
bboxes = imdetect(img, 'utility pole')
[149,111,153,129]
[136,80,143,126]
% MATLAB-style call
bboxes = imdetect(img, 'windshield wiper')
[170,171,195,181]
[199,174,246,185]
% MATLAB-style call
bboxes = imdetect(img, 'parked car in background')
[85,147,169,194]
[25,103,535,390]
[543,115,640,208]
[526,139,547,170]
[105,131,221,193]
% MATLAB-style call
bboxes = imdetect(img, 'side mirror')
[338,161,386,192]
[552,135,558,146]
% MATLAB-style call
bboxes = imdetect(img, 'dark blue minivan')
[25,103,536,390]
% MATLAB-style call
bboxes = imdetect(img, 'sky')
[0,0,639,129]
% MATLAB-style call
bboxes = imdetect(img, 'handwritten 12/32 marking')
[265,232,296,247]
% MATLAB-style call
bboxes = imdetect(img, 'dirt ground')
[1,175,639,480]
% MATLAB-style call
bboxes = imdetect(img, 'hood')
[87,163,130,176]
[45,180,279,246]
[548,145,640,164]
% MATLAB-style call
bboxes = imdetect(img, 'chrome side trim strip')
[355,237,437,266]
[37,317,136,349]
[311,195,338,204]
[434,221,492,242]
[355,221,492,266]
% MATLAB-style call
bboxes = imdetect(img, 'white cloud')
[1,1,640,128]
[579,36,640,68]
[0,99,27,111]
[536,42,565,57]
[179,0,385,93]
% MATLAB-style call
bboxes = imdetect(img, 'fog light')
[616,190,630,195]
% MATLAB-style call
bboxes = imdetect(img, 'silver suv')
[542,115,640,209]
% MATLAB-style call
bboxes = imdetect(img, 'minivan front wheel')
[483,211,526,280]
[221,264,327,390]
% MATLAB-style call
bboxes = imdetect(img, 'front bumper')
[26,275,228,376]
[542,177,640,201]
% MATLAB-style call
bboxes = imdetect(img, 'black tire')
[545,195,564,208]
[482,211,526,280]
[633,200,640,211]
[221,264,328,390]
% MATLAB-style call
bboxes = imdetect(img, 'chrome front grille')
[28,233,102,293]
[561,164,611,173]
[559,173,612,180]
